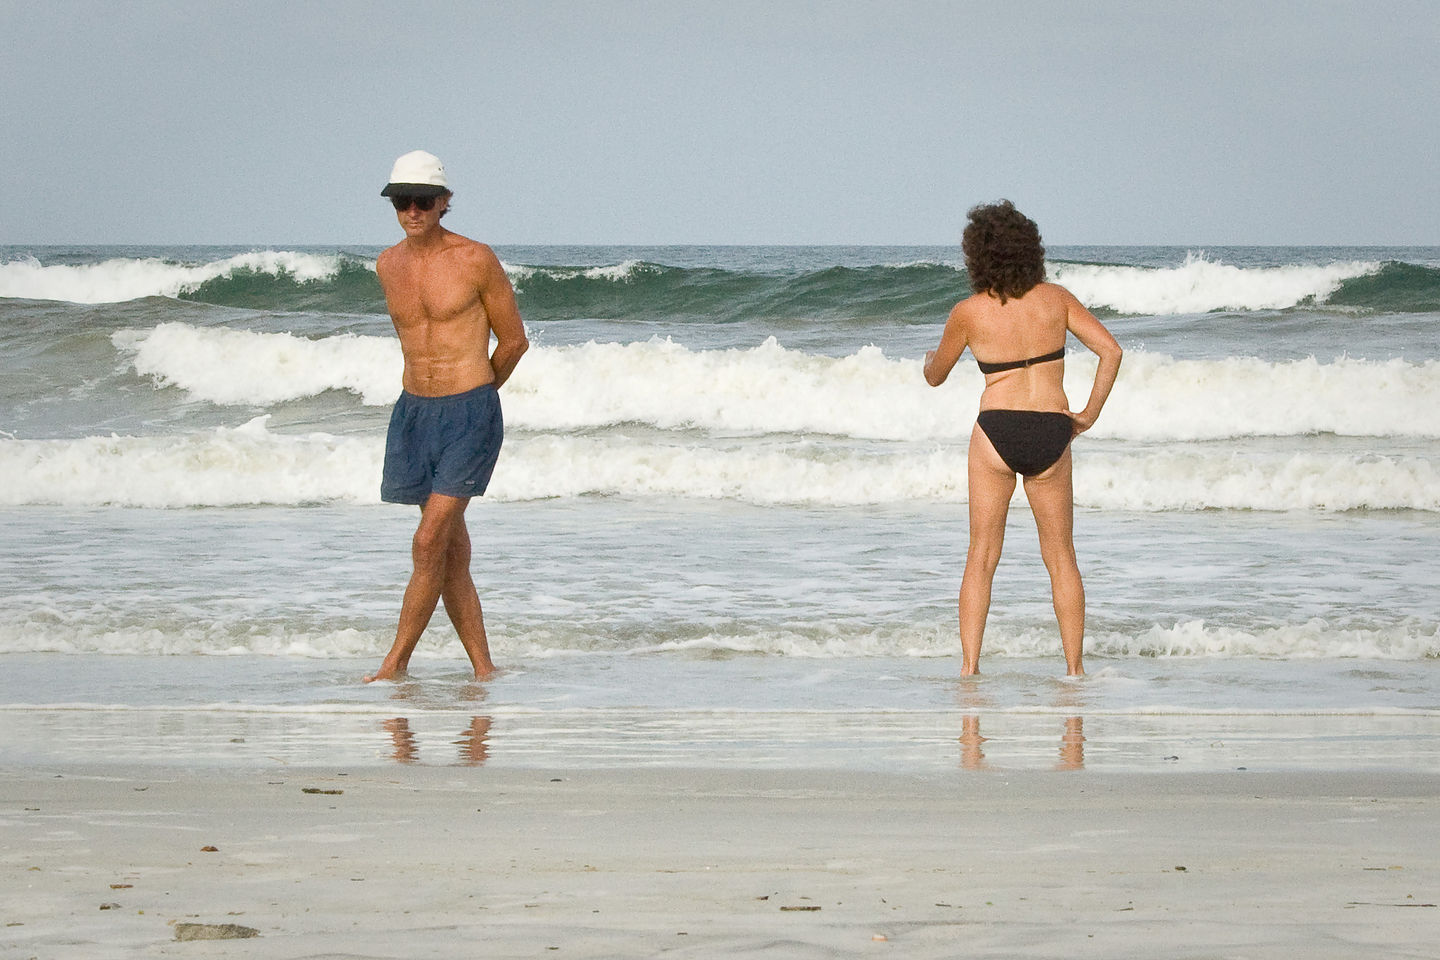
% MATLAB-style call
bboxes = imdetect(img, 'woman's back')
[962,282,1071,413]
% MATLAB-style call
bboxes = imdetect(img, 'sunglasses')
[390,195,438,212]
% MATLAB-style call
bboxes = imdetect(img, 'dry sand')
[3,766,1436,958]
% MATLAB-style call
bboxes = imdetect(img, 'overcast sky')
[3,0,1436,246]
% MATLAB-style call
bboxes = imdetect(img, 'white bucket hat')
[381,150,449,197]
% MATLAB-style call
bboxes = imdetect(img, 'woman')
[924,201,1122,676]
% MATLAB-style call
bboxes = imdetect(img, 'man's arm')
[476,245,529,388]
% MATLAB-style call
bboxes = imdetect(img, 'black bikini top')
[974,346,1066,375]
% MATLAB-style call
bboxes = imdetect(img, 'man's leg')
[365,493,477,682]
[439,512,497,678]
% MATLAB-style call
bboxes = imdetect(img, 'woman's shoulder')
[950,292,987,318]
[1030,281,1081,304]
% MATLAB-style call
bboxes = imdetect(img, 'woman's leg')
[1022,448,1085,675]
[959,424,1016,675]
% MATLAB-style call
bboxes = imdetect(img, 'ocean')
[2,244,1438,772]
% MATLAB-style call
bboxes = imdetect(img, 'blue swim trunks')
[381,384,503,504]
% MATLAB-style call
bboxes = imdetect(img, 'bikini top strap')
[974,346,1066,375]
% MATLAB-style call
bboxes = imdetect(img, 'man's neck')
[402,225,451,254]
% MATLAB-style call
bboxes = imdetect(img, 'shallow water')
[3,244,1438,773]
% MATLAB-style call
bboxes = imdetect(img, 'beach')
[6,765,1437,958]
[3,243,1439,956]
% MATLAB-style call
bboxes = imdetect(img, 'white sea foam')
[113,324,1440,440]
[0,620,384,658]
[114,323,402,406]
[1089,618,1440,660]
[491,435,971,505]
[1097,351,1440,440]
[509,337,955,439]
[1079,450,1440,511]
[506,259,650,288]
[1049,253,1381,315]
[3,424,1435,510]
[0,417,379,507]
[0,250,597,304]
[2,250,1389,314]
[1,612,1433,661]
[0,251,353,303]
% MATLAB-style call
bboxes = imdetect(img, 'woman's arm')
[924,300,971,386]
[1060,286,1122,433]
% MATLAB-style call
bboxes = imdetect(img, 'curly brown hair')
[961,200,1046,303]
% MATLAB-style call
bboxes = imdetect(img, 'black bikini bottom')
[976,410,1075,476]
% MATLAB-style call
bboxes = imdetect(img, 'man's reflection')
[381,716,494,765]
[454,715,492,766]
[383,717,419,763]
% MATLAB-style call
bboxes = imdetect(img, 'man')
[364,150,528,682]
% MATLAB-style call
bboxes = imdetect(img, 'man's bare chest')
[385,271,484,326]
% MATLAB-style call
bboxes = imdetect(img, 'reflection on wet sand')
[383,717,419,763]
[382,716,493,766]
[454,716,491,766]
[1057,716,1085,770]
[959,714,988,769]
[958,715,1086,770]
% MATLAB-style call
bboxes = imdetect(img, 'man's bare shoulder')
[375,242,409,281]
[446,234,500,264]
[444,235,507,285]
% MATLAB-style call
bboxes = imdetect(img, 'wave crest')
[3,423,1435,510]
[113,324,1440,440]
[1050,253,1383,314]
[7,250,1435,318]
[0,251,356,304]
[2,611,1434,660]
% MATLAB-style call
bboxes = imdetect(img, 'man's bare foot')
[363,664,407,683]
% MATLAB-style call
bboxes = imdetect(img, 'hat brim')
[380,183,450,198]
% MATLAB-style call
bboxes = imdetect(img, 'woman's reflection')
[957,715,1086,770]
[1057,715,1085,770]
[959,713,988,769]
